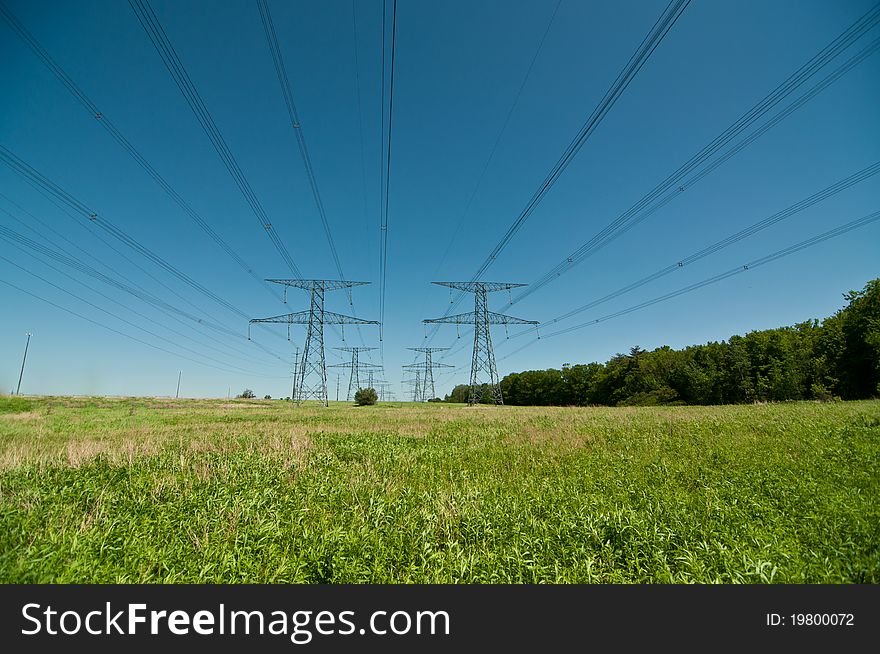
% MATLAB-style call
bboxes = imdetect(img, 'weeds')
[0,396,877,583]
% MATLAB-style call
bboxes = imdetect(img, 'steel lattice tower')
[406,347,453,401]
[366,368,379,389]
[249,279,378,406]
[331,347,378,400]
[425,282,537,405]
[401,374,422,403]
[374,381,392,401]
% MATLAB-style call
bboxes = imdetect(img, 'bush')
[237,389,255,399]
[354,387,378,406]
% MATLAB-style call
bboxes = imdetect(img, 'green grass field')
[0,396,877,583]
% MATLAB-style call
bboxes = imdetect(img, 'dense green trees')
[452,278,880,407]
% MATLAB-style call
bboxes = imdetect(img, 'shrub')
[354,387,378,406]
[237,389,255,399]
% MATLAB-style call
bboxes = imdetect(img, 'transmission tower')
[331,347,378,400]
[402,364,424,402]
[401,374,422,403]
[329,360,382,401]
[365,367,382,390]
[374,381,392,401]
[249,279,378,406]
[405,347,453,401]
[424,282,537,405]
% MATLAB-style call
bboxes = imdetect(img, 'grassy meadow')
[0,395,877,583]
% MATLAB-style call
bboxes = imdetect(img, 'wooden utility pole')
[16,332,31,395]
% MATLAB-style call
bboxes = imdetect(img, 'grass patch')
[0,396,36,415]
[0,397,877,583]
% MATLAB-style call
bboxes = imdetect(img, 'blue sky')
[1,0,878,399]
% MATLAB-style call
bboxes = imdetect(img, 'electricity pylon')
[406,347,453,401]
[374,381,392,401]
[331,347,377,400]
[329,360,381,400]
[401,374,422,403]
[329,361,382,401]
[365,366,382,389]
[402,364,424,401]
[249,279,378,406]
[424,282,537,405]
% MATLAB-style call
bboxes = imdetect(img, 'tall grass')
[0,396,877,583]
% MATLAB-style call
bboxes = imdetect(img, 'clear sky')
[1,0,878,399]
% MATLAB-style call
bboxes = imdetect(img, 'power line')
[0,219,233,336]
[378,0,398,352]
[0,193,287,365]
[0,146,252,320]
[508,9,880,307]
[0,217,288,369]
[0,148,292,361]
[350,0,370,251]
[426,0,690,342]
[256,0,372,354]
[0,1,283,305]
[465,0,690,284]
[0,195,288,365]
[435,159,880,386]
[0,221,288,367]
[127,0,302,276]
[0,269,289,378]
[256,0,344,279]
[0,253,285,377]
[432,0,564,276]
[508,159,880,340]
[498,208,880,360]
[379,0,387,298]
[430,2,879,359]
[0,189,198,311]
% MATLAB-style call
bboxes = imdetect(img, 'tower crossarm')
[432,281,527,293]
[322,311,379,325]
[267,279,370,292]
[249,311,312,325]
[423,311,538,325]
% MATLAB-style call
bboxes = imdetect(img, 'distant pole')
[227,387,230,400]
[291,346,300,403]
[336,375,340,402]
[175,371,181,398]
[15,332,31,395]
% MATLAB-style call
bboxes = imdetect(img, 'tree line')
[444,278,880,406]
